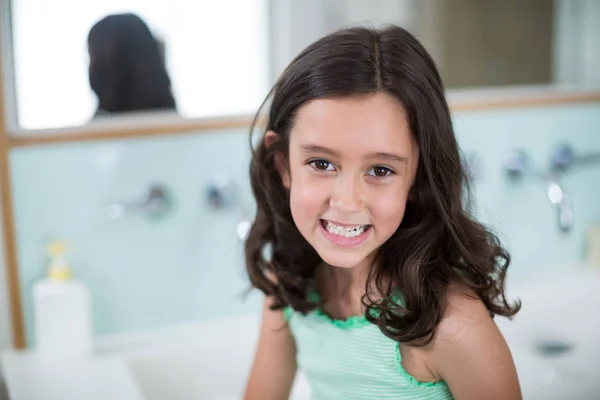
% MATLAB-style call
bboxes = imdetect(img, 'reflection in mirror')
[7,0,600,130]
[87,13,177,117]
[10,0,269,129]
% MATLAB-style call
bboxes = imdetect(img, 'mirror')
[6,0,600,130]
[9,0,270,129]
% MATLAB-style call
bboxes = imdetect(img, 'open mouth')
[320,219,372,239]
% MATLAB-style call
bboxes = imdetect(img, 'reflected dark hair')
[87,13,176,114]
[245,25,520,345]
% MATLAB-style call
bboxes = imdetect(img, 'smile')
[323,220,369,237]
[319,219,372,247]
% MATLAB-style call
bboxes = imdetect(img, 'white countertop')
[1,351,145,400]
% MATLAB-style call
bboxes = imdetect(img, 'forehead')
[289,93,414,155]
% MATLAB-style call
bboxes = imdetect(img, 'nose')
[329,173,364,214]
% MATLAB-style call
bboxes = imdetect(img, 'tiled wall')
[10,103,600,346]
[11,130,261,345]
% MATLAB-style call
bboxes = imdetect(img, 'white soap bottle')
[32,241,93,357]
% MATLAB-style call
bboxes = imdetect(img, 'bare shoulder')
[426,283,522,400]
[436,283,492,340]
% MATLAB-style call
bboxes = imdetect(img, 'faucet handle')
[206,177,238,209]
[550,144,575,172]
[504,148,530,179]
[107,184,172,220]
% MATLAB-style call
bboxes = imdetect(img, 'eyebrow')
[300,144,408,163]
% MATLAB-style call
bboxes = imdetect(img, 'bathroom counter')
[1,351,145,400]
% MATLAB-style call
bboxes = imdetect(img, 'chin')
[317,249,370,270]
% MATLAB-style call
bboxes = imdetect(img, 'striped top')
[284,305,454,400]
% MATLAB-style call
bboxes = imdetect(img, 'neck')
[325,255,374,296]
[316,256,378,319]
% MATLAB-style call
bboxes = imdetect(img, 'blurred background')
[0,1,599,399]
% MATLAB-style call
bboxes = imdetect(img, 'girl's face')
[278,93,419,270]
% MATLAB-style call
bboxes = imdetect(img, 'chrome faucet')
[504,149,574,233]
[544,174,574,233]
[546,143,600,232]
[106,184,172,220]
[205,176,253,241]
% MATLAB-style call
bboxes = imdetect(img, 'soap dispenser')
[586,224,600,268]
[32,241,93,357]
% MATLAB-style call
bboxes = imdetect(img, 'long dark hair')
[87,13,176,114]
[245,25,520,345]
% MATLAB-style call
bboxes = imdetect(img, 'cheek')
[289,170,328,220]
[370,187,408,226]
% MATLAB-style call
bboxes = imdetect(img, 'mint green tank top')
[284,304,454,400]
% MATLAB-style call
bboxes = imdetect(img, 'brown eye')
[369,166,393,177]
[311,160,334,171]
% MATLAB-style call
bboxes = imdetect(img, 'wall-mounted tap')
[545,143,600,232]
[107,184,172,220]
[504,148,530,180]
[206,176,238,209]
[504,148,574,233]
[204,176,253,241]
[544,174,574,233]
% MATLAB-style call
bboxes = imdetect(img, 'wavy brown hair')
[245,25,520,345]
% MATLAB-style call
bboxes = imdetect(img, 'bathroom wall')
[9,102,600,346]
[454,103,600,284]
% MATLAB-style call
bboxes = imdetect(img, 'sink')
[119,315,311,400]
[496,269,600,399]
[84,269,600,400]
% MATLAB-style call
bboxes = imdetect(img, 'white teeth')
[325,221,368,238]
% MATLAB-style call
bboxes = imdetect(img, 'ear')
[264,130,279,150]
[265,130,291,189]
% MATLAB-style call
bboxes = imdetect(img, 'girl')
[244,25,521,400]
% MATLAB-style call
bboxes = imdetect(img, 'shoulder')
[425,283,522,399]
[437,283,492,341]
[426,283,496,372]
